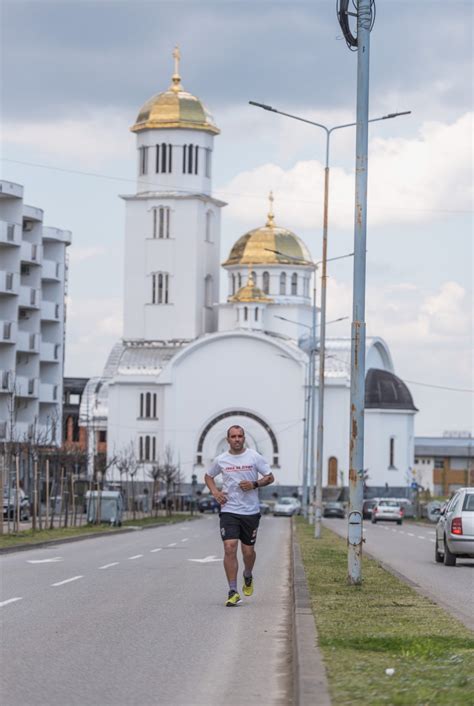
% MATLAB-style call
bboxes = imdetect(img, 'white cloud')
[2,110,135,168]
[218,113,473,230]
[65,296,122,376]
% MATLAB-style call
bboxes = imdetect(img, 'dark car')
[323,502,345,519]
[362,499,378,519]
[160,494,195,511]
[198,496,220,513]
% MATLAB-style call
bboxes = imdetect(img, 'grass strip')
[0,514,197,549]
[295,517,474,705]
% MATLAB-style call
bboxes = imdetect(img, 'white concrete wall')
[364,409,415,490]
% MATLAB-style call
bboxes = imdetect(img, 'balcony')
[39,382,58,403]
[40,341,60,362]
[17,330,39,353]
[0,271,19,296]
[20,241,42,265]
[0,320,17,344]
[41,259,61,281]
[16,375,37,398]
[41,300,60,322]
[19,286,40,309]
[0,221,21,247]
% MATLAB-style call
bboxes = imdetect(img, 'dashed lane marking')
[407,533,415,537]
[128,555,143,560]
[181,538,189,542]
[0,597,23,608]
[417,536,426,540]
[150,548,162,553]
[52,576,83,587]
[167,543,177,547]
[99,563,119,569]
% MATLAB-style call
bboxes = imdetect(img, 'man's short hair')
[226,424,245,438]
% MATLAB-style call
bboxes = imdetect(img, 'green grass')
[0,514,197,549]
[295,517,474,705]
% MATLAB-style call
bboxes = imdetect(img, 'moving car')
[362,499,378,520]
[435,487,474,566]
[2,490,30,522]
[198,496,220,513]
[273,497,301,517]
[371,500,404,525]
[323,502,345,519]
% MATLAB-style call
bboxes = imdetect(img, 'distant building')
[0,180,71,446]
[80,50,417,493]
[414,436,474,496]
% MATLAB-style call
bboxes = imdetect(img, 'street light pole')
[250,102,410,540]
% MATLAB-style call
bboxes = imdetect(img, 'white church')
[80,50,417,494]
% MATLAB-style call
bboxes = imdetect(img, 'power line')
[403,379,473,393]
[2,157,472,215]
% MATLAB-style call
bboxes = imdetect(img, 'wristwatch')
[253,481,259,489]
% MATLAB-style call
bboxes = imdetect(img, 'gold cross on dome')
[266,190,275,227]
[173,46,181,75]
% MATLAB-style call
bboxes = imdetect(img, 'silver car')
[435,487,474,566]
[273,497,301,517]
[371,499,404,525]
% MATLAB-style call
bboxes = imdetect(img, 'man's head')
[227,425,245,454]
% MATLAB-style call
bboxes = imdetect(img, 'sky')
[1,0,472,437]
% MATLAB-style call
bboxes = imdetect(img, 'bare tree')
[159,446,181,516]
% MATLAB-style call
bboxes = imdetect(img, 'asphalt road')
[323,518,474,630]
[1,515,292,706]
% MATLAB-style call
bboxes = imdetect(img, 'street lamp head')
[249,101,276,112]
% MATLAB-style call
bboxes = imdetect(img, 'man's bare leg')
[241,543,256,575]
[223,539,239,587]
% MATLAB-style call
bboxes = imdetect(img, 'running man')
[204,425,274,606]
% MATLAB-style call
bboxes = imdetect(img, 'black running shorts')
[219,512,261,545]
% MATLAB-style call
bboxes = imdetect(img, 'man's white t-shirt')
[207,448,272,515]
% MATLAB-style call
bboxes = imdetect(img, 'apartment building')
[0,180,71,446]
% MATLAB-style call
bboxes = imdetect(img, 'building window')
[279,272,286,295]
[153,207,170,239]
[205,211,213,242]
[139,434,157,461]
[205,148,212,178]
[291,273,298,295]
[244,307,248,321]
[98,430,107,443]
[328,457,338,486]
[262,271,270,294]
[183,144,199,175]
[205,275,213,308]
[155,143,172,174]
[152,273,169,304]
[254,308,259,321]
[237,273,242,289]
[231,274,236,295]
[139,146,148,175]
[389,437,396,469]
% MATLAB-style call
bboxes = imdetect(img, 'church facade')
[80,51,417,494]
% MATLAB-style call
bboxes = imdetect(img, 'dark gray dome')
[365,368,417,411]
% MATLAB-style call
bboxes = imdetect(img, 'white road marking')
[99,562,119,569]
[391,529,397,532]
[407,533,415,537]
[128,554,143,560]
[417,536,426,540]
[399,530,405,534]
[150,548,162,553]
[181,538,189,542]
[0,597,23,608]
[189,555,221,563]
[27,557,63,564]
[52,576,83,587]
[167,543,177,547]
[429,539,436,543]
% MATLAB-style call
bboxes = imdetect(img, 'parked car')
[362,499,379,520]
[273,497,301,517]
[160,493,195,511]
[2,490,30,522]
[198,496,220,513]
[259,502,271,515]
[323,502,345,519]
[371,500,404,525]
[435,487,474,566]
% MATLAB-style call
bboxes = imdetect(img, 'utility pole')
[337,0,373,584]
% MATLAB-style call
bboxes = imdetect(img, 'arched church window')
[153,207,170,239]
[145,392,151,418]
[231,274,236,295]
[139,146,148,175]
[237,273,242,289]
[279,272,287,295]
[254,308,259,321]
[152,272,170,304]
[244,307,248,321]
[155,144,172,174]
[205,275,213,308]
[291,273,298,295]
[389,437,396,469]
[145,435,150,461]
[250,270,257,285]
[262,271,270,294]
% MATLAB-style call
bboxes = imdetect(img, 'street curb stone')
[291,519,331,706]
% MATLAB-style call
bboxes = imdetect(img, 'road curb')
[291,519,331,706]
[0,517,198,555]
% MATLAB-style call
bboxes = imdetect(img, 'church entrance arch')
[196,410,279,467]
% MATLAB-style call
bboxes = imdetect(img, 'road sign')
[411,482,418,490]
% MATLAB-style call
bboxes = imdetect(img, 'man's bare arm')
[204,473,228,505]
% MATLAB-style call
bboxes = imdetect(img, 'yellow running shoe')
[225,590,242,607]
[242,575,254,597]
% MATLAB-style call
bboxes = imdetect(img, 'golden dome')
[131,47,219,135]
[229,271,273,303]
[223,192,313,267]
